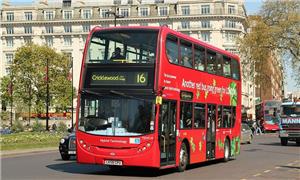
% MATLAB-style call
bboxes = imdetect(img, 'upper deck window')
[87,29,158,64]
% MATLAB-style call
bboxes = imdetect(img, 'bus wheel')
[177,143,188,172]
[223,139,230,162]
[280,138,288,146]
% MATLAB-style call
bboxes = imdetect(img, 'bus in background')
[255,100,281,132]
[278,101,300,146]
[76,26,241,171]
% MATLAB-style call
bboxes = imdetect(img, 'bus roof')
[89,25,240,61]
[281,102,300,106]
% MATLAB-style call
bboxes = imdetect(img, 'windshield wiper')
[109,90,151,102]
[81,89,104,97]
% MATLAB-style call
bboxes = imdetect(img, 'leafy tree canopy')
[0,43,75,115]
[238,0,300,86]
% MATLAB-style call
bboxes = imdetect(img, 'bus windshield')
[86,29,158,64]
[78,92,155,136]
[281,105,300,117]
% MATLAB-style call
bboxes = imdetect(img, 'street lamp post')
[71,57,74,129]
[46,57,49,131]
[105,11,124,27]
[9,70,13,128]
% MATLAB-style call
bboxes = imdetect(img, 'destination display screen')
[90,71,148,86]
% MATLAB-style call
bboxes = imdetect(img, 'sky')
[1,0,299,92]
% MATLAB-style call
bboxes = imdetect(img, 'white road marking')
[264,170,271,173]
[253,173,262,177]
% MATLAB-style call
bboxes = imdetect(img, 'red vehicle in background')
[256,100,281,132]
[76,26,242,171]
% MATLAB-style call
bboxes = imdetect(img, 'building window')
[5,68,11,75]
[64,25,72,33]
[63,10,72,20]
[201,20,211,28]
[25,12,32,20]
[45,26,53,33]
[181,6,190,15]
[228,5,236,14]
[24,26,32,34]
[6,54,14,64]
[201,5,210,14]
[201,32,210,42]
[45,36,53,47]
[139,7,149,17]
[82,24,90,32]
[140,22,148,26]
[224,32,237,42]
[101,9,110,18]
[24,37,32,44]
[6,38,13,47]
[82,35,87,43]
[181,21,190,29]
[225,20,236,28]
[45,11,54,20]
[6,12,14,21]
[120,8,129,17]
[64,36,72,46]
[159,6,168,16]
[82,9,92,19]
[63,0,71,7]
[6,27,14,34]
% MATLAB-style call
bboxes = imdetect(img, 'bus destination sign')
[90,71,148,86]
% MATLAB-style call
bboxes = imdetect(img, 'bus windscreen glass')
[78,93,155,136]
[87,29,158,64]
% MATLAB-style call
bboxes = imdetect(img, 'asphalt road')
[1,133,299,180]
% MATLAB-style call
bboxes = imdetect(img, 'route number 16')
[137,73,146,84]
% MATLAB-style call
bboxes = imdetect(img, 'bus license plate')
[68,151,76,155]
[104,160,123,166]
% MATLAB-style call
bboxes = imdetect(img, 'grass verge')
[0,132,66,151]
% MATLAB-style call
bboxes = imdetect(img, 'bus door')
[206,104,216,160]
[159,100,176,166]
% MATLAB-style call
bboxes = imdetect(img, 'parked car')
[241,123,253,144]
[59,130,76,160]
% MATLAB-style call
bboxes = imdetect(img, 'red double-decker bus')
[76,26,241,171]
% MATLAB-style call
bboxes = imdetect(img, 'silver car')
[241,123,253,144]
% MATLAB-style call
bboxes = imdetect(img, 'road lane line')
[253,173,262,177]
[264,170,271,173]
[287,163,294,166]
[240,179,247,180]
[275,166,281,169]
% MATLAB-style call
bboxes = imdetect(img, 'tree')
[0,43,76,123]
[238,0,300,86]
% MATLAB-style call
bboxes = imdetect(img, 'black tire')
[281,138,288,146]
[177,143,188,172]
[61,154,70,160]
[223,139,230,162]
[296,140,300,146]
[248,135,253,144]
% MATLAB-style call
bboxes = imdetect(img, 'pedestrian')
[255,119,262,135]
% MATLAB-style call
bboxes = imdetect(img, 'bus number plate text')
[104,160,123,166]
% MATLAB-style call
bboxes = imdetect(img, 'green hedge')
[0,132,66,151]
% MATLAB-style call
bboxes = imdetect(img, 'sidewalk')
[0,147,58,158]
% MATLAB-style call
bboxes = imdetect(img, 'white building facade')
[0,0,256,118]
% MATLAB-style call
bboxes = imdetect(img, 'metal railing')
[0,8,246,23]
